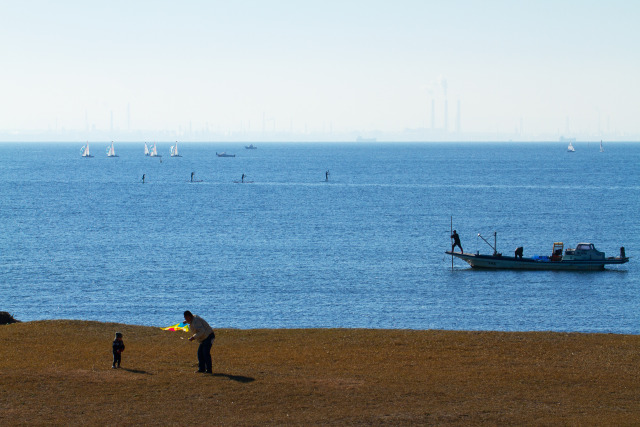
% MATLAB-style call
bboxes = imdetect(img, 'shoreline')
[2,320,639,424]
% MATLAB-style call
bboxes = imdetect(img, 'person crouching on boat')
[451,230,463,253]
[515,247,524,259]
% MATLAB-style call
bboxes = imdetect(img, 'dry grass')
[1,320,639,425]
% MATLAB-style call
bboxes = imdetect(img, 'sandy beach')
[1,320,639,425]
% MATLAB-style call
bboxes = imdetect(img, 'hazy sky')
[1,0,639,137]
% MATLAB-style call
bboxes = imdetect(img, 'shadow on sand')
[120,368,152,375]
[213,373,255,383]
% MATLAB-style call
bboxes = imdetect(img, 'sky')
[0,0,639,141]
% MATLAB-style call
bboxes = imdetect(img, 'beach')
[1,320,639,425]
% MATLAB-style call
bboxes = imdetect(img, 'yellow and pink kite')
[161,322,189,332]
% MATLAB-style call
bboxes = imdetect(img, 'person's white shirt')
[190,315,213,342]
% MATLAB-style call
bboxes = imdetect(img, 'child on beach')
[112,332,125,369]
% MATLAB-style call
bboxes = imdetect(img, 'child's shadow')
[121,368,152,375]
[213,373,255,383]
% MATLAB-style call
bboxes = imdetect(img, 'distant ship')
[245,144,258,149]
[567,142,575,152]
[356,136,377,143]
[216,152,236,157]
[559,136,576,143]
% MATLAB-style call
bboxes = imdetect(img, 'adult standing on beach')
[184,310,215,374]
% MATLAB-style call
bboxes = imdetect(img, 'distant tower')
[455,100,461,133]
[444,99,448,132]
[520,117,523,136]
[430,99,435,130]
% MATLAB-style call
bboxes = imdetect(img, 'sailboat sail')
[150,143,161,157]
[600,140,604,152]
[170,142,181,157]
[106,142,117,157]
[567,142,575,152]
[144,143,150,156]
[81,143,92,157]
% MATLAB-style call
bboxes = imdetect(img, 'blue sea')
[1,142,638,333]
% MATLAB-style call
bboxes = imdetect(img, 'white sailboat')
[567,142,575,152]
[81,143,93,157]
[600,140,604,152]
[106,141,118,157]
[170,141,182,157]
[149,143,161,157]
[144,143,150,156]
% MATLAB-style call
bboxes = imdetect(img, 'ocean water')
[1,142,638,333]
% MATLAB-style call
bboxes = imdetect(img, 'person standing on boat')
[451,230,463,253]
[325,170,330,181]
[142,174,145,184]
[184,310,215,374]
[191,172,194,182]
[241,173,245,183]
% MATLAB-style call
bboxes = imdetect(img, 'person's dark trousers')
[113,352,121,367]
[197,333,215,373]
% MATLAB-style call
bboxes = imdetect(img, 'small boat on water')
[170,142,182,157]
[567,142,575,152]
[216,152,235,157]
[106,141,118,157]
[81,143,93,158]
[144,143,150,156]
[446,233,628,271]
[149,143,162,157]
[245,144,257,149]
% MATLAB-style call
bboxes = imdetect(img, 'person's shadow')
[213,373,255,383]
[120,368,152,375]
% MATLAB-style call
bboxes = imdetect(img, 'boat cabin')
[550,242,563,261]
[563,243,605,261]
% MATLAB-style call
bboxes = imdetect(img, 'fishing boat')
[245,144,257,149]
[600,140,604,152]
[446,233,628,271]
[170,142,182,157]
[106,141,118,157]
[81,143,93,158]
[144,143,150,156]
[216,152,236,157]
[567,142,575,152]
[149,143,161,157]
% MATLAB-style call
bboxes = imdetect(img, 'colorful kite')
[162,322,189,332]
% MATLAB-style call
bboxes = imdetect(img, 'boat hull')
[446,251,629,271]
